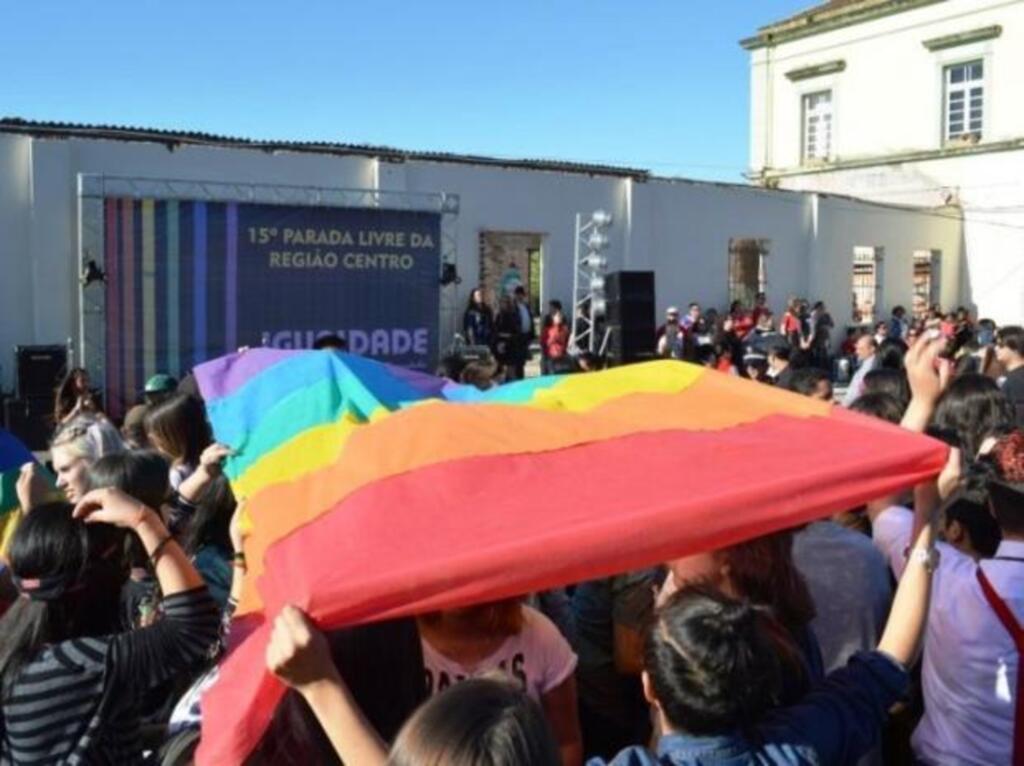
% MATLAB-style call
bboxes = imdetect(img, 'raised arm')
[266,605,388,766]
[74,488,220,687]
[875,447,959,668]
[177,443,234,505]
[900,335,950,433]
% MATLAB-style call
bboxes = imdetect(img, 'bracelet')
[149,534,174,565]
[908,546,939,573]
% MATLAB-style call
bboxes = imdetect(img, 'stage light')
[591,210,612,228]
[587,230,609,252]
[439,263,461,286]
[80,259,105,287]
[590,275,605,291]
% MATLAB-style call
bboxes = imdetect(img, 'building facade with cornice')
[745,0,1024,323]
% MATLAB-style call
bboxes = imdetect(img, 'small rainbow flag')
[0,428,47,552]
[194,350,945,764]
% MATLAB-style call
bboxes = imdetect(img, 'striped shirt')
[1,587,219,765]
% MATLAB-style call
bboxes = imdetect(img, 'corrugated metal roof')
[0,117,651,180]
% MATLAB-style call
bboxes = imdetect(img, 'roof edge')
[741,0,945,50]
[0,117,651,181]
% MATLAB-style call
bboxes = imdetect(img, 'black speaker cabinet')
[604,272,656,365]
[15,345,67,400]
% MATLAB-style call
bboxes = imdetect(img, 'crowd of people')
[0,289,1022,765]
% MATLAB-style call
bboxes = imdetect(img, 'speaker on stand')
[4,345,67,450]
[604,271,656,366]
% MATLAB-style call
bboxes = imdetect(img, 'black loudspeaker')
[604,271,656,365]
[3,397,53,451]
[16,345,67,400]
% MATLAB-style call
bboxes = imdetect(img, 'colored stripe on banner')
[193,202,208,368]
[166,200,181,378]
[121,199,137,409]
[225,203,238,353]
[142,199,157,381]
[104,199,122,419]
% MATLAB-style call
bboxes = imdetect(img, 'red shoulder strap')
[977,567,1024,766]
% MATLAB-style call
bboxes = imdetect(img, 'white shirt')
[873,506,1023,765]
[517,302,532,335]
[842,354,878,407]
[421,606,577,702]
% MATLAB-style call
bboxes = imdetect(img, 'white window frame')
[913,249,941,314]
[727,238,770,306]
[802,90,834,163]
[943,59,984,143]
[852,246,884,325]
[929,40,994,150]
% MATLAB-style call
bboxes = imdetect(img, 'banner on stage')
[101,199,441,415]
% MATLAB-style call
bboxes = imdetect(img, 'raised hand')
[73,487,152,529]
[266,605,338,691]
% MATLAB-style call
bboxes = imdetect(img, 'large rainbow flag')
[194,350,946,764]
[0,428,46,552]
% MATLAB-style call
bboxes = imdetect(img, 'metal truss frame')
[77,173,459,389]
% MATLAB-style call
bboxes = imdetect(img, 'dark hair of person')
[438,354,468,382]
[953,351,980,377]
[252,618,428,765]
[460,362,496,391]
[997,325,1024,356]
[644,583,783,736]
[768,343,792,363]
[387,677,560,766]
[789,367,829,397]
[862,368,910,410]
[53,367,91,424]
[312,334,348,351]
[945,475,1002,558]
[0,503,126,699]
[695,344,718,367]
[549,356,581,375]
[182,475,235,557]
[87,450,170,511]
[849,392,905,425]
[877,339,907,370]
[87,450,170,575]
[716,530,815,636]
[419,599,524,638]
[932,374,1015,459]
[144,393,211,468]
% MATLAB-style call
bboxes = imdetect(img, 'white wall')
[0,136,33,388]
[811,194,963,325]
[775,148,1024,323]
[750,0,1024,170]
[0,130,966,392]
[747,0,1024,324]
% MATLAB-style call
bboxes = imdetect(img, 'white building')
[0,119,964,395]
[745,0,1024,324]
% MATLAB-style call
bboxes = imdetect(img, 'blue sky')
[1,1,812,182]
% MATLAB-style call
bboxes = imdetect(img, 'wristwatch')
[908,546,940,572]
